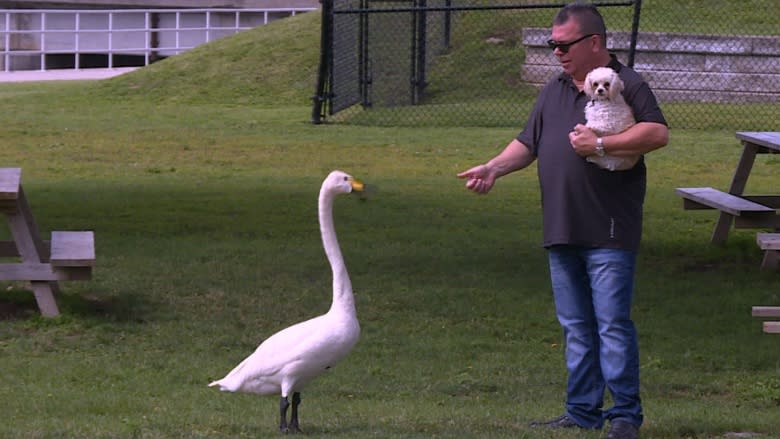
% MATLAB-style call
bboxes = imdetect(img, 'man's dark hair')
[554,2,608,45]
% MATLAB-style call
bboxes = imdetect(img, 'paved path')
[0,67,138,83]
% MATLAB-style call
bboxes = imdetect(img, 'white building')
[1,0,320,71]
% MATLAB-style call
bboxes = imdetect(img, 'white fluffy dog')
[583,67,638,171]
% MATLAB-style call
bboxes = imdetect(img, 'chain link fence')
[312,0,779,130]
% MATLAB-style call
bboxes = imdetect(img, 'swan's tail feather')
[209,355,252,391]
[208,379,237,392]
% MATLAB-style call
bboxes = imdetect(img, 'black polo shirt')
[516,57,667,251]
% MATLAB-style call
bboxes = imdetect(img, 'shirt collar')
[607,54,622,72]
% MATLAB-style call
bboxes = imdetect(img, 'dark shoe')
[529,414,582,429]
[606,419,639,439]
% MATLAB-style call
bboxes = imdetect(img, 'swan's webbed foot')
[279,393,303,434]
[280,426,302,434]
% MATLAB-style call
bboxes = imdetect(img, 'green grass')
[1,9,780,439]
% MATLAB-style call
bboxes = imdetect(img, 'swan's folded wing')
[209,315,330,390]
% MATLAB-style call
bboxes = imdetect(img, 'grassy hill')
[92,11,321,106]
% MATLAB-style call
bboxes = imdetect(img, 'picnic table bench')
[0,168,95,317]
[756,232,780,271]
[676,132,780,269]
[752,306,780,334]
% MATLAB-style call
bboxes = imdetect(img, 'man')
[457,3,668,439]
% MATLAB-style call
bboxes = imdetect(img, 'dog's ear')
[583,73,595,97]
[609,73,625,98]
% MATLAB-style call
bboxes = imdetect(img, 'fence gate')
[313,0,452,122]
[311,0,639,125]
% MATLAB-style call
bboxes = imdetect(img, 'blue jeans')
[548,245,642,429]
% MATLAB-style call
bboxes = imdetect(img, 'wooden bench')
[756,233,780,271]
[676,187,775,216]
[51,231,95,279]
[752,306,780,334]
[676,187,778,245]
[0,167,21,212]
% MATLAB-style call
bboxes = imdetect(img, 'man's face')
[549,19,596,80]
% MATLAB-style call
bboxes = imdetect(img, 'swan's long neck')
[319,189,355,316]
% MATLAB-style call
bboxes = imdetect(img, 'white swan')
[209,170,364,433]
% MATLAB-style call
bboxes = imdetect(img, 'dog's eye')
[604,82,610,87]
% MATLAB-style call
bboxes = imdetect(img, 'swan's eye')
[343,176,349,181]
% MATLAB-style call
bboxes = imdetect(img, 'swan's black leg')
[279,396,290,433]
[288,392,302,433]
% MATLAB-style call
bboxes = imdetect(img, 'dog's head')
[584,67,624,101]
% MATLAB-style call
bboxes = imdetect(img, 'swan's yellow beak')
[350,178,365,192]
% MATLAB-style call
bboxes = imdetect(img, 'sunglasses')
[547,33,597,53]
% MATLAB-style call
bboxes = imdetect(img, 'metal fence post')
[412,0,428,105]
[312,0,334,124]
[628,0,641,68]
[359,0,370,108]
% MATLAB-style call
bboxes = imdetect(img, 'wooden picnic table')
[0,168,95,317]
[676,132,780,270]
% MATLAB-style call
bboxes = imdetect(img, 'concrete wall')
[522,28,780,103]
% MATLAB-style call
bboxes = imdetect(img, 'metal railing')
[1,7,317,72]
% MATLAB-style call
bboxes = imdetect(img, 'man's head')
[548,3,610,81]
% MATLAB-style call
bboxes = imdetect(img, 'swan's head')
[324,170,365,195]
